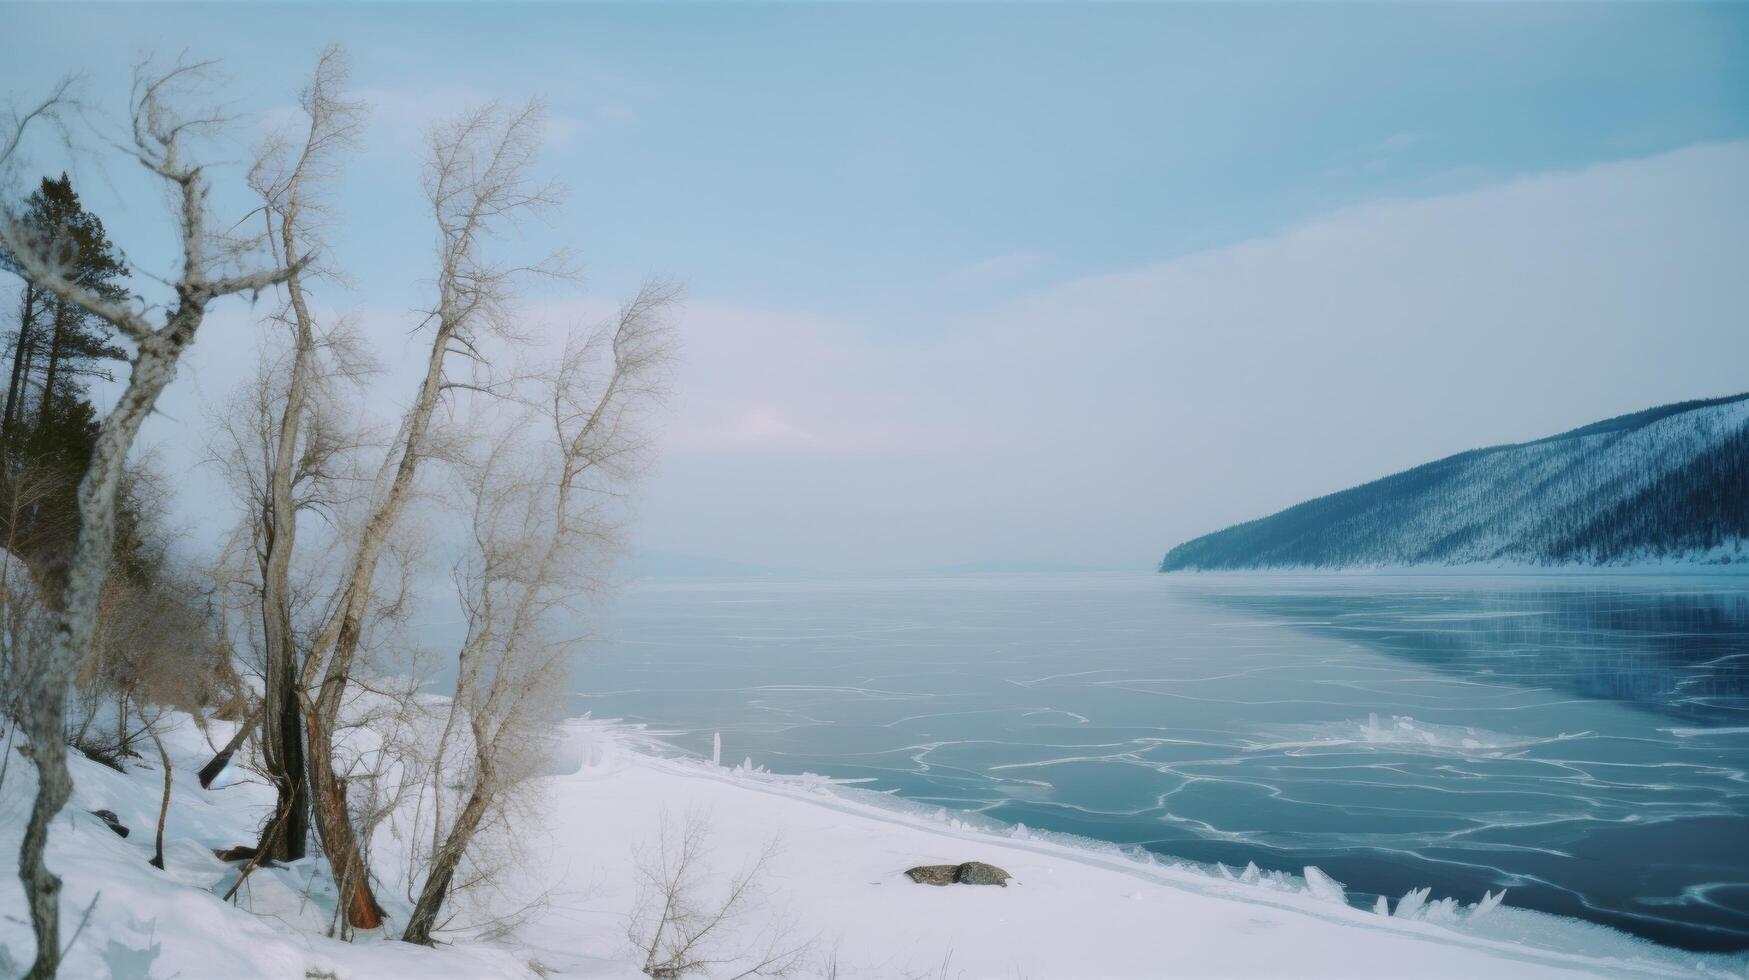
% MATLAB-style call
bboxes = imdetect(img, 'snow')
[4,709,1746,978]
[0,714,532,980]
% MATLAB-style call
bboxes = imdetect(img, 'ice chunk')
[1471,889,1507,919]
[1394,886,1431,920]
[1302,866,1346,905]
[1374,895,1390,916]
[1424,897,1460,923]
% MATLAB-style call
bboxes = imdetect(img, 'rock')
[904,864,960,886]
[904,861,1012,887]
[954,861,1010,886]
[89,809,129,838]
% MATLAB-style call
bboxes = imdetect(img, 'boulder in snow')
[89,809,129,838]
[904,861,1012,886]
[955,861,1011,886]
[905,864,959,885]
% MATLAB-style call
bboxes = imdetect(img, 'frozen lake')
[573,572,1749,952]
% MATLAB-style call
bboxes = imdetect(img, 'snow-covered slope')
[4,711,1745,978]
[1161,394,1749,571]
[0,714,537,980]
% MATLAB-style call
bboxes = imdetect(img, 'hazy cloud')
[113,142,1749,572]
[631,141,1749,569]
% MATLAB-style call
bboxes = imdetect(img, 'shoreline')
[531,715,1746,978]
[5,705,1745,978]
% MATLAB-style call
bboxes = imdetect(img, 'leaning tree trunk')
[402,758,493,945]
[197,704,256,788]
[5,123,301,971]
[19,304,209,978]
[299,98,552,939]
[302,695,384,931]
[300,313,453,932]
[144,714,171,870]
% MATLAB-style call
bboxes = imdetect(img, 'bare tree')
[243,44,365,865]
[293,98,561,934]
[138,700,172,870]
[0,62,302,978]
[402,282,676,945]
[629,810,810,979]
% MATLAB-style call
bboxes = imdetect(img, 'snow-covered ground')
[3,710,1744,979]
[0,713,533,980]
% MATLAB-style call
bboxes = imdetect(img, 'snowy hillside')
[5,707,1747,978]
[1161,394,1749,571]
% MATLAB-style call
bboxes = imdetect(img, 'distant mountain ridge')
[1161,394,1749,571]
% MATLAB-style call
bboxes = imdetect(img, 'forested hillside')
[1161,394,1749,571]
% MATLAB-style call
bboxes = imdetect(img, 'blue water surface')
[574,572,1749,952]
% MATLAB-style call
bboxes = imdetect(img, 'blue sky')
[2,3,1747,569]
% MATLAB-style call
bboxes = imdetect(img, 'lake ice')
[573,572,1749,952]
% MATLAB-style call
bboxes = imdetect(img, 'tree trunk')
[6,78,304,970]
[299,98,548,946]
[20,306,204,979]
[257,485,309,861]
[4,281,38,452]
[114,687,131,759]
[257,655,308,860]
[197,704,256,789]
[255,216,318,862]
[35,296,66,427]
[302,698,384,931]
[300,314,453,932]
[402,770,492,945]
[145,715,170,870]
[18,733,70,980]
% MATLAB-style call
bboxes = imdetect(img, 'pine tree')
[0,174,129,451]
[0,174,132,562]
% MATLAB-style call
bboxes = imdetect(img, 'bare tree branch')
[4,61,295,979]
[630,811,810,979]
